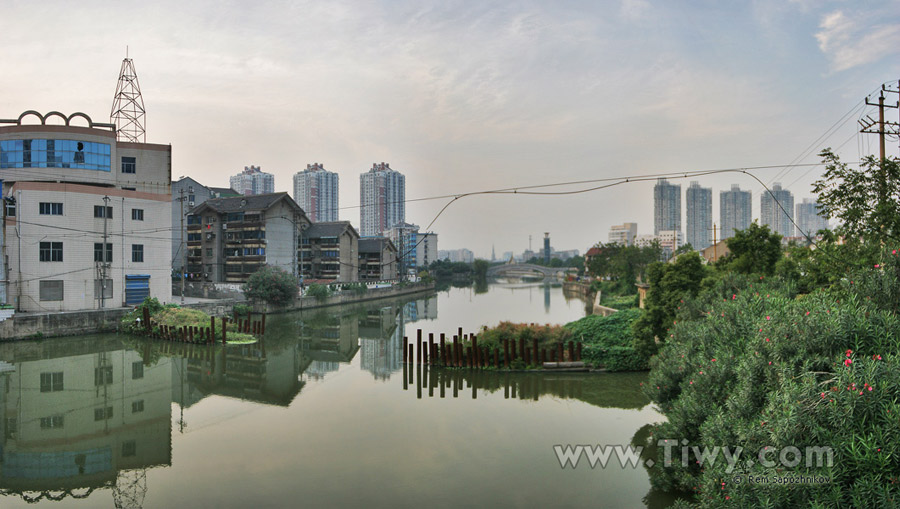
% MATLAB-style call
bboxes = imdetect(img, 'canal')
[0,282,671,508]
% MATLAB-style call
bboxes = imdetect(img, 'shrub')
[642,248,900,507]
[566,309,646,371]
[243,266,298,306]
[305,283,331,300]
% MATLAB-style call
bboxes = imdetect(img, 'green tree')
[632,252,707,358]
[813,149,900,242]
[243,266,299,306]
[720,221,783,275]
[472,259,489,279]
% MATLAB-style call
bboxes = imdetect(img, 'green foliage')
[243,265,299,306]
[813,149,900,243]
[567,309,646,371]
[473,259,490,279]
[232,303,252,317]
[720,221,783,275]
[305,283,331,300]
[121,297,254,342]
[643,248,900,507]
[600,293,639,310]
[478,322,574,352]
[632,252,709,358]
[587,242,662,294]
[341,282,368,295]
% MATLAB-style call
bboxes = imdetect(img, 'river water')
[0,282,672,508]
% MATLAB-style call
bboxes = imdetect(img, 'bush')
[642,248,900,507]
[305,283,331,300]
[243,266,298,306]
[232,303,252,317]
[566,309,646,371]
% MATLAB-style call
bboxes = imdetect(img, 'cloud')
[815,10,900,72]
[619,0,652,22]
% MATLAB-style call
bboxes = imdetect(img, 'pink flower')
[875,264,880,269]
[846,349,853,357]
[893,250,897,255]
[805,311,810,316]
[868,386,873,391]
[765,338,770,342]
[766,316,771,320]
[844,359,853,366]
[711,358,717,362]
[732,294,737,300]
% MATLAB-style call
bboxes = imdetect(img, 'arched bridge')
[487,263,561,278]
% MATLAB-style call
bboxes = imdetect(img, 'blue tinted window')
[0,138,111,171]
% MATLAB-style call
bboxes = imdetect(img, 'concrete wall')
[6,182,172,312]
[265,202,299,276]
[339,229,359,282]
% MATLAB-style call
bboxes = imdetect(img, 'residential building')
[229,165,274,196]
[1,110,172,311]
[608,223,638,246]
[439,248,474,264]
[186,193,310,283]
[359,162,405,237]
[653,178,681,236]
[761,183,794,237]
[720,185,752,239]
[686,181,712,250]
[585,246,604,274]
[172,178,240,273]
[634,234,658,248]
[416,232,438,270]
[358,237,398,281]
[386,222,419,275]
[701,239,730,264]
[300,221,360,282]
[796,198,828,238]
[658,230,683,258]
[293,163,339,222]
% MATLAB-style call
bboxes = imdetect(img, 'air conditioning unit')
[206,233,215,240]
[189,201,195,207]
[222,223,228,230]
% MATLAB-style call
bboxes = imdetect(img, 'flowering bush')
[642,250,900,507]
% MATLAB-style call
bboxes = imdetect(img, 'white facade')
[439,248,474,263]
[608,222,638,246]
[1,112,172,311]
[230,165,274,196]
[359,163,405,237]
[293,163,339,222]
[416,232,438,270]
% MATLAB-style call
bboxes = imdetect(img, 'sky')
[2,0,899,258]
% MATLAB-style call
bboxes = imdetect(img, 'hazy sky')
[2,0,899,257]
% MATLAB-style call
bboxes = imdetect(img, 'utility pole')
[708,223,719,262]
[860,83,899,161]
[179,189,186,304]
[101,195,110,309]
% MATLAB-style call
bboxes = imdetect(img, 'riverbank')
[0,282,435,341]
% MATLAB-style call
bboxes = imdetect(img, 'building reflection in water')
[358,295,437,381]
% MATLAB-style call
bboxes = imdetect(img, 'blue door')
[125,275,151,305]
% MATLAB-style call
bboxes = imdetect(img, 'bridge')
[486,263,562,278]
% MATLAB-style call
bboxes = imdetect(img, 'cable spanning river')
[0,282,675,508]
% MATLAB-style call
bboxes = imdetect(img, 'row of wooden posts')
[402,328,582,369]
[139,307,266,345]
[403,362,586,400]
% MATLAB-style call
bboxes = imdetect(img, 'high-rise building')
[608,223,638,246]
[796,198,828,238]
[720,185,752,239]
[293,163,339,222]
[543,233,551,264]
[686,181,712,250]
[360,162,405,237]
[230,165,274,196]
[761,183,794,237]
[654,179,681,236]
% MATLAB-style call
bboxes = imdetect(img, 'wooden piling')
[222,317,227,344]
[417,333,422,366]
[503,339,510,368]
[466,346,473,368]
[576,342,582,361]
[142,306,151,332]
[568,341,575,362]
[525,347,531,366]
[558,342,564,362]
[440,335,446,366]
[472,334,479,366]
[519,338,525,360]
[261,313,266,334]
[403,336,408,363]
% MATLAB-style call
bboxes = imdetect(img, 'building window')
[94,407,113,421]
[39,242,63,262]
[94,205,113,219]
[132,208,144,221]
[187,233,202,242]
[122,440,137,457]
[188,194,195,203]
[206,248,212,257]
[94,366,113,386]
[132,244,144,263]
[187,215,201,225]
[132,361,144,379]
[0,139,111,171]
[121,156,136,174]
[40,416,64,429]
[39,281,63,301]
[40,372,64,392]
[39,202,63,215]
[94,279,113,299]
[94,243,113,263]
[132,400,144,413]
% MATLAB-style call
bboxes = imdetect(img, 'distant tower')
[491,245,496,262]
[543,233,550,264]
[110,54,146,143]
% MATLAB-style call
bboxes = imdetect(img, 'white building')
[359,162,405,237]
[608,223,638,246]
[416,232,438,270]
[439,248,474,264]
[1,110,172,311]
[293,163,339,222]
[230,165,274,196]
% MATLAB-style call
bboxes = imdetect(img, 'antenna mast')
[110,55,146,143]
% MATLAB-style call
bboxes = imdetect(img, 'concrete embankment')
[0,282,435,341]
